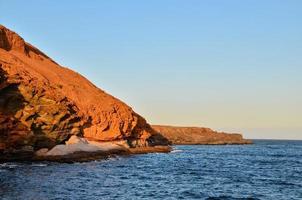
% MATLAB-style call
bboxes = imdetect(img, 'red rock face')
[0,26,26,53]
[0,25,166,157]
[152,125,252,145]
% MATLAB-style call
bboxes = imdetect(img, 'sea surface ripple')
[0,140,302,200]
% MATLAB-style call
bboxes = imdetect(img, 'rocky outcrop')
[0,25,169,161]
[32,135,171,162]
[152,125,252,145]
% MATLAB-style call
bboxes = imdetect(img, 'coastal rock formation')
[152,125,252,145]
[0,25,169,161]
[41,136,129,157]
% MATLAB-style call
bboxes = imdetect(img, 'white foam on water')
[0,163,20,169]
[108,156,121,161]
[31,163,48,167]
[101,156,120,163]
[171,149,183,153]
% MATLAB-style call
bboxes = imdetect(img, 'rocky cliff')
[152,125,252,145]
[0,25,168,160]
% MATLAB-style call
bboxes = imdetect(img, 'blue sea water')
[0,140,301,200]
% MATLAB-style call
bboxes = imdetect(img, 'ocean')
[0,140,301,200]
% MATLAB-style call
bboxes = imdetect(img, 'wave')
[207,196,260,200]
[31,163,48,167]
[0,163,20,169]
[171,149,183,153]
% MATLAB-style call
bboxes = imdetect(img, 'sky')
[0,0,301,139]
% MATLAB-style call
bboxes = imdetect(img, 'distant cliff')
[152,125,252,145]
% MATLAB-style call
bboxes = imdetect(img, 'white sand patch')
[39,136,129,156]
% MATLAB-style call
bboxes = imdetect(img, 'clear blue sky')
[1,0,301,139]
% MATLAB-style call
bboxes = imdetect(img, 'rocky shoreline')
[33,146,172,163]
[1,135,171,163]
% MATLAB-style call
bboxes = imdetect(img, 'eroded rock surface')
[0,25,168,161]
